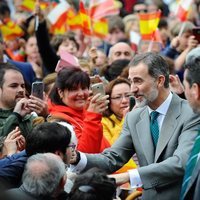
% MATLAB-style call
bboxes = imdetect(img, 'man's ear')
[191,83,200,100]
[157,75,165,87]
[55,150,63,160]
[57,88,63,99]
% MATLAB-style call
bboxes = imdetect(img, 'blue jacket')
[0,151,27,189]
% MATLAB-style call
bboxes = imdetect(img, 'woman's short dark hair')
[68,168,117,200]
[49,67,90,105]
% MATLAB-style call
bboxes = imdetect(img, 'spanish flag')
[92,18,108,38]
[79,1,92,36]
[139,10,161,41]
[0,18,24,41]
[67,9,82,30]
[20,0,54,12]
[20,0,35,12]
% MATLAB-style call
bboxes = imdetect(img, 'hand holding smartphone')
[31,81,44,100]
[91,82,105,99]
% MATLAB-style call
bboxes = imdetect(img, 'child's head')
[50,34,79,56]
[170,21,195,51]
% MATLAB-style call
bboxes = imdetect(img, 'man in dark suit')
[71,52,200,200]
[180,51,200,200]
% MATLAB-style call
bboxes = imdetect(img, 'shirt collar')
[148,92,172,116]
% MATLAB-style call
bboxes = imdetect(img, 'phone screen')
[31,82,44,99]
[91,83,105,98]
[129,96,135,111]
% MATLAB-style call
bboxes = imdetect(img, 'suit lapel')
[155,94,181,162]
[136,109,155,164]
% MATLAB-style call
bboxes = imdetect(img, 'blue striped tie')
[150,111,159,146]
[180,132,200,200]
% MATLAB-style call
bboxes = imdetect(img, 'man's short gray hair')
[22,153,66,196]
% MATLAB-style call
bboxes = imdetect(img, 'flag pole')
[147,40,154,52]
[178,22,186,38]
[88,0,94,47]
[34,0,40,31]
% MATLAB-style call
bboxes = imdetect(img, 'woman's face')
[110,83,131,119]
[60,86,89,110]
[25,36,40,62]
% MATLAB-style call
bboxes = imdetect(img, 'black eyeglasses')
[133,9,147,13]
[68,143,76,149]
[111,93,133,101]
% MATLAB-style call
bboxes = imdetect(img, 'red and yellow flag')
[79,1,92,36]
[20,0,35,12]
[92,18,108,38]
[67,9,82,30]
[47,1,71,34]
[139,10,161,41]
[0,18,24,41]
[20,0,56,12]
[176,0,193,21]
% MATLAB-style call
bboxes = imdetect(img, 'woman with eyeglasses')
[102,77,137,173]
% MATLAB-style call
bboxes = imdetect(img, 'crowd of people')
[0,0,200,200]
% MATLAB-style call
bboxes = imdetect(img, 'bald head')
[108,42,133,64]
[22,153,66,196]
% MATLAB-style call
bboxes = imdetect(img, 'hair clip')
[78,185,95,193]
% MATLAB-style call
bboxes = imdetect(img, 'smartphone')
[90,75,102,85]
[31,81,44,99]
[192,28,200,43]
[129,96,135,111]
[91,82,105,98]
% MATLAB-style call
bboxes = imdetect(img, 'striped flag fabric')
[139,10,161,40]
[92,18,108,38]
[89,0,119,20]
[0,18,24,41]
[79,1,92,36]
[176,0,193,21]
[47,1,70,27]
[67,9,82,30]
[19,0,35,12]
[19,0,54,12]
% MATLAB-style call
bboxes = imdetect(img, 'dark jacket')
[0,151,27,190]
[0,109,34,137]
[4,185,68,200]
[36,21,59,75]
